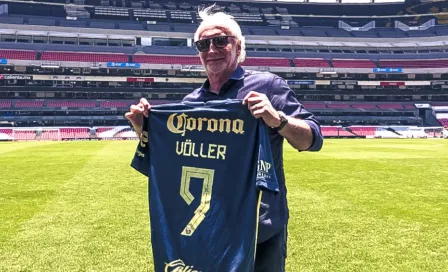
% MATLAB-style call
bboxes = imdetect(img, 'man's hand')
[242,91,281,128]
[124,98,151,138]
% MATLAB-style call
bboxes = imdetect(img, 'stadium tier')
[0,49,37,60]
[41,51,128,62]
[293,58,330,68]
[0,127,137,140]
[242,57,291,67]
[0,0,447,137]
[2,125,444,140]
[99,101,128,108]
[4,48,448,69]
[0,101,12,108]
[378,59,448,68]
[331,59,377,68]
[321,126,355,137]
[14,100,44,108]
[348,126,377,137]
[439,119,448,127]
[0,100,420,110]
[46,101,96,108]
[132,55,202,65]
[133,55,295,67]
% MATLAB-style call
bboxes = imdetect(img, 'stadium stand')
[241,57,290,67]
[15,101,44,108]
[132,55,202,65]
[378,59,448,68]
[0,49,36,60]
[0,101,12,108]
[293,58,329,68]
[349,127,377,137]
[321,126,356,137]
[41,51,128,62]
[46,101,96,108]
[439,119,448,127]
[0,0,447,140]
[331,59,377,68]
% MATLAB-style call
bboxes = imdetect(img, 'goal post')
[12,127,61,141]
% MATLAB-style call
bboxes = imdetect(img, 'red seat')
[241,57,290,67]
[293,58,329,67]
[0,50,36,60]
[15,100,44,108]
[331,59,376,68]
[349,126,377,136]
[379,59,448,68]
[438,118,448,127]
[41,51,128,62]
[0,101,12,108]
[321,127,354,137]
[133,55,202,65]
[377,103,404,109]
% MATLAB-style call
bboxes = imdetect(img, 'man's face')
[196,27,240,75]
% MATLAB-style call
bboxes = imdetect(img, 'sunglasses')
[194,35,235,52]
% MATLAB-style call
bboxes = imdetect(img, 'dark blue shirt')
[131,100,280,271]
[182,66,323,243]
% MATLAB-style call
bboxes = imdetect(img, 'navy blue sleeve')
[255,121,280,194]
[130,116,150,177]
[268,76,323,152]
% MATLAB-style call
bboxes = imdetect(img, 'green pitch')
[1,139,447,271]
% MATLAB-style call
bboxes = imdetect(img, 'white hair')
[194,5,246,64]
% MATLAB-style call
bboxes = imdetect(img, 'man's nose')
[207,42,217,53]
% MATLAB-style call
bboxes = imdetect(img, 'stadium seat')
[0,49,36,60]
[12,130,36,140]
[0,100,12,108]
[403,104,416,109]
[331,59,377,68]
[0,128,13,136]
[132,55,291,67]
[321,126,355,137]
[99,101,130,108]
[302,103,326,109]
[41,51,128,62]
[326,103,351,109]
[60,128,90,139]
[132,55,201,65]
[438,118,448,127]
[379,59,448,68]
[293,58,329,67]
[377,103,404,109]
[349,126,377,136]
[46,101,96,108]
[351,104,377,109]
[15,100,44,108]
[241,57,290,67]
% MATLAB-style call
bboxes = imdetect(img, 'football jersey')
[131,99,279,272]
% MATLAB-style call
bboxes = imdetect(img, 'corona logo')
[165,259,201,272]
[167,113,244,136]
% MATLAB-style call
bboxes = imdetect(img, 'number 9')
[179,166,215,236]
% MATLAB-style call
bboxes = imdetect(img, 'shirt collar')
[230,65,245,80]
[200,65,245,94]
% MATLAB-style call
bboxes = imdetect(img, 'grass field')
[1,139,447,271]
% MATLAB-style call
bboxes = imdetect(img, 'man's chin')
[206,66,226,74]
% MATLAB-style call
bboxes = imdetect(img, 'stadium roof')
[269,0,405,2]
[212,0,406,3]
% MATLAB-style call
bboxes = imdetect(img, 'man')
[125,5,323,272]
